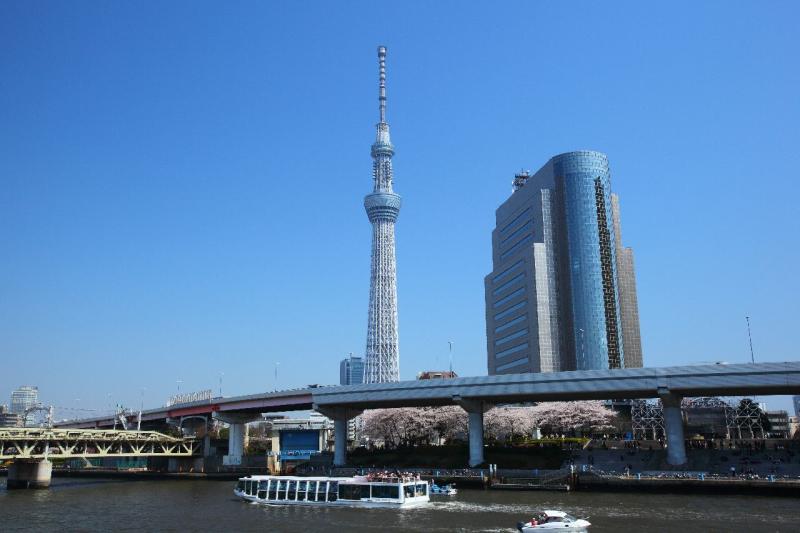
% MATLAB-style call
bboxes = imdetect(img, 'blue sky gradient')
[1,1,798,415]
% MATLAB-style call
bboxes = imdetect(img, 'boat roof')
[242,475,349,481]
[542,510,568,517]
[239,475,423,484]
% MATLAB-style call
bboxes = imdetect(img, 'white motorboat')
[234,474,430,508]
[430,482,457,495]
[517,510,591,531]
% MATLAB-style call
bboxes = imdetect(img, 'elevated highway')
[312,362,800,467]
[56,388,313,430]
[312,362,800,408]
[57,362,800,469]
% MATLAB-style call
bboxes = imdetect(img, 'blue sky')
[1,1,798,416]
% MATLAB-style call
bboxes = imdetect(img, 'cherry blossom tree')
[529,401,617,435]
[362,406,467,447]
[484,406,537,442]
[360,401,617,446]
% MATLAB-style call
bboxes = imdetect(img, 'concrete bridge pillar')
[333,418,348,467]
[212,412,262,466]
[7,459,52,489]
[660,392,687,466]
[467,410,484,467]
[455,397,492,467]
[229,422,247,458]
[313,405,362,467]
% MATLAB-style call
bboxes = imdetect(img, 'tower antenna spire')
[378,45,387,123]
[364,45,401,384]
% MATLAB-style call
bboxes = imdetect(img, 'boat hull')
[235,490,429,508]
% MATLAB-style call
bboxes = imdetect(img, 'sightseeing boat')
[234,474,430,508]
[517,510,591,531]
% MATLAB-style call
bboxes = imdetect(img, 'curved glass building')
[484,151,643,374]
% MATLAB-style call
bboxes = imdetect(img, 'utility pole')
[746,316,755,364]
[138,388,145,432]
[448,341,454,374]
[219,372,224,398]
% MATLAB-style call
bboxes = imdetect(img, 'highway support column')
[314,405,362,467]
[660,391,687,466]
[7,459,52,489]
[212,412,262,467]
[454,397,491,468]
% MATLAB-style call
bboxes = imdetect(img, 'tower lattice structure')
[363,46,401,383]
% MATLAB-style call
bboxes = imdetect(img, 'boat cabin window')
[258,480,269,499]
[338,484,371,500]
[415,483,427,496]
[236,480,244,492]
[297,480,307,500]
[371,485,400,500]
[276,480,288,500]
[328,482,338,502]
[288,480,297,500]
[404,484,415,498]
[307,481,318,501]
[268,480,278,500]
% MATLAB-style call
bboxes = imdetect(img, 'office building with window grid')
[484,151,643,375]
[339,355,365,386]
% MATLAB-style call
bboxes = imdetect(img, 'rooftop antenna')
[378,45,387,123]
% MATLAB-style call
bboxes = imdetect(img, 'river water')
[1,478,798,532]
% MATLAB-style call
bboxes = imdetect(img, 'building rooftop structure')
[0,405,23,428]
[416,371,458,380]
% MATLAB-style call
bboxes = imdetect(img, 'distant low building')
[683,403,729,439]
[416,371,458,380]
[11,385,38,416]
[267,413,334,474]
[0,404,22,428]
[766,410,790,438]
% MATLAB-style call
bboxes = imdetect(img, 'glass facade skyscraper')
[339,355,365,386]
[484,151,644,375]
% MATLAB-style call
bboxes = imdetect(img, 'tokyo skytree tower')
[363,46,401,383]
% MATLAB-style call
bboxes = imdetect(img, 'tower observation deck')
[364,46,401,383]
